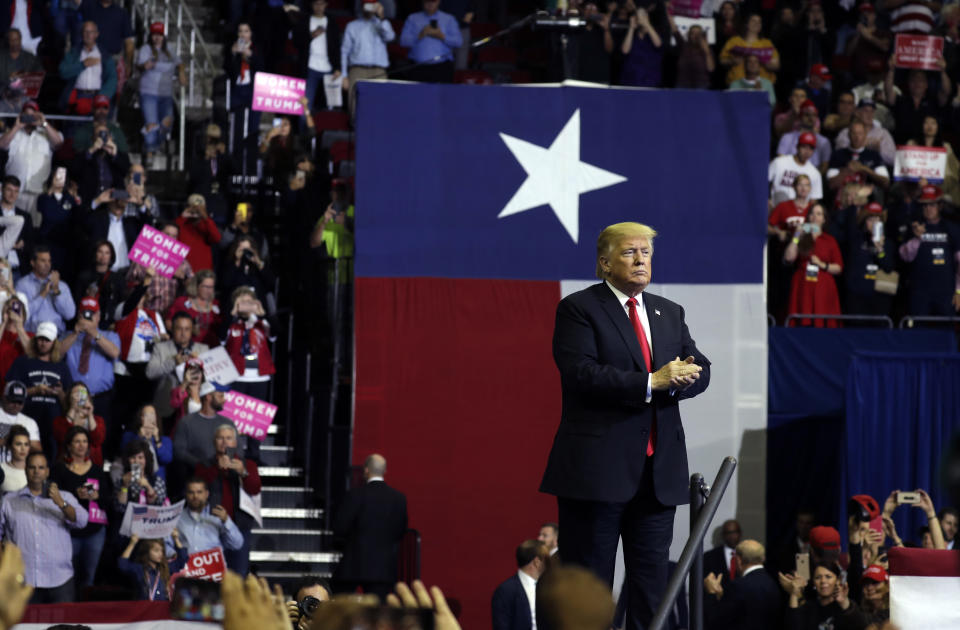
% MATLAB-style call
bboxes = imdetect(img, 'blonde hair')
[595,222,657,279]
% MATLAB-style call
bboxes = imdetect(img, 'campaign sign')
[222,391,277,441]
[174,345,241,385]
[14,71,45,98]
[894,145,946,183]
[894,34,944,71]
[672,17,715,45]
[175,548,227,582]
[252,72,306,115]
[121,499,185,538]
[669,0,704,18]
[128,224,190,278]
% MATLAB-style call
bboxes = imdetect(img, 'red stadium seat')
[476,46,517,66]
[335,15,353,33]
[388,43,409,60]
[454,70,494,85]
[470,22,500,41]
[313,110,350,131]
[330,140,356,163]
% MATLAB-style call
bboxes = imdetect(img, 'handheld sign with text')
[128,224,190,278]
[894,34,944,71]
[252,72,306,115]
[174,345,241,385]
[894,145,947,183]
[120,499,185,538]
[172,548,227,583]
[221,391,276,441]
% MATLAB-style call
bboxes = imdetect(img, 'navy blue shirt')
[81,0,133,57]
[845,227,896,297]
[904,219,960,294]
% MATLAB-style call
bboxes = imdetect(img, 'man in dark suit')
[332,453,408,599]
[84,195,142,273]
[492,540,548,630]
[703,540,780,630]
[540,221,711,630]
[703,519,742,589]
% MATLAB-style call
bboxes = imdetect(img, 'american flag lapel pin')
[655,309,661,316]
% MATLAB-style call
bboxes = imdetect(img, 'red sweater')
[53,415,107,467]
[194,458,261,518]
[175,216,221,272]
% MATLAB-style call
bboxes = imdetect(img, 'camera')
[82,310,95,321]
[297,596,322,620]
[242,249,256,262]
[20,113,35,125]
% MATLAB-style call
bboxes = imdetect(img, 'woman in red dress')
[784,203,843,327]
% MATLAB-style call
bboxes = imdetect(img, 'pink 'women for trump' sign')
[128,224,190,278]
[221,391,277,441]
[252,72,306,115]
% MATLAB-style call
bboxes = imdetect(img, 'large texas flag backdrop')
[353,82,769,628]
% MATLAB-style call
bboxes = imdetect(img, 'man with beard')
[172,381,240,470]
[176,476,244,560]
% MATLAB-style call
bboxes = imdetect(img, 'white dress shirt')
[605,281,654,403]
[76,45,103,91]
[7,129,53,194]
[309,16,333,73]
[517,569,538,630]
[724,545,735,570]
[107,214,129,271]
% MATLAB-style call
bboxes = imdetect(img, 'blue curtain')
[843,352,960,546]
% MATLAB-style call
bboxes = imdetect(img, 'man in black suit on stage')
[703,540,780,630]
[703,519,742,589]
[540,221,711,630]
[332,453,408,599]
[491,540,549,630]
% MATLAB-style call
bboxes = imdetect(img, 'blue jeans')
[305,69,330,113]
[71,527,106,589]
[140,92,175,152]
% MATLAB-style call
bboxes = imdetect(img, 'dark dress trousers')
[540,282,711,630]
[491,573,532,630]
[332,479,408,597]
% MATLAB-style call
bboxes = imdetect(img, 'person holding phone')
[340,2,394,118]
[170,356,206,423]
[137,23,185,168]
[119,404,172,481]
[0,101,63,222]
[113,438,167,510]
[37,168,82,277]
[51,425,110,589]
[260,112,315,183]
[219,205,269,264]
[224,22,264,164]
[76,116,131,212]
[224,287,274,405]
[166,270,222,348]
[52,383,106,466]
[619,5,663,87]
[220,235,275,308]
[0,296,32,386]
[398,0,462,83]
[781,561,870,630]
[783,203,843,327]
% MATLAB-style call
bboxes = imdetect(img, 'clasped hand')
[651,356,701,391]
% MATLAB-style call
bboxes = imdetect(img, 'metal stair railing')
[649,457,737,630]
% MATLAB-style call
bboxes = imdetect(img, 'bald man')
[332,453,408,599]
[703,540,780,630]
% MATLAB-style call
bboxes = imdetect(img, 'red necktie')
[729,553,738,580]
[78,334,94,375]
[626,297,656,456]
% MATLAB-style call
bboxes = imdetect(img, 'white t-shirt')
[0,461,27,492]
[7,129,52,194]
[308,16,333,73]
[768,155,824,205]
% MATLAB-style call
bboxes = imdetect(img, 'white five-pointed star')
[498,109,628,243]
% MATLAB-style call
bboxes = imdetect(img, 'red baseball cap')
[863,564,889,583]
[93,94,110,109]
[858,2,875,12]
[851,494,880,519]
[79,297,100,313]
[865,202,884,215]
[186,357,204,371]
[810,63,833,81]
[798,132,817,148]
[800,99,818,115]
[21,100,39,112]
[149,22,165,35]
[809,526,841,551]
[919,184,943,202]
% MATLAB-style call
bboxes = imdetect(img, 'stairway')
[250,424,341,588]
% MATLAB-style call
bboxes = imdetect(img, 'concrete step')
[261,486,317,508]
[249,527,333,552]
[260,444,295,467]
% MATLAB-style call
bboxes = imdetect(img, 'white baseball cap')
[36,321,58,341]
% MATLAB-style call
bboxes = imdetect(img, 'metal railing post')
[189,30,196,107]
[648,457,737,630]
[689,474,706,630]
[176,3,183,58]
[178,84,186,171]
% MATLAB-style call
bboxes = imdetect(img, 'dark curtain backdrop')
[843,352,960,546]
[767,329,956,552]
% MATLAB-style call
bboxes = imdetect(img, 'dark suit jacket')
[704,567,781,630]
[540,283,711,506]
[704,546,733,588]
[84,209,142,261]
[332,479,408,583]
[295,14,342,73]
[491,573,532,630]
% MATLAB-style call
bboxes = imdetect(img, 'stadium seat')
[321,129,355,151]
[313,110,351,132]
